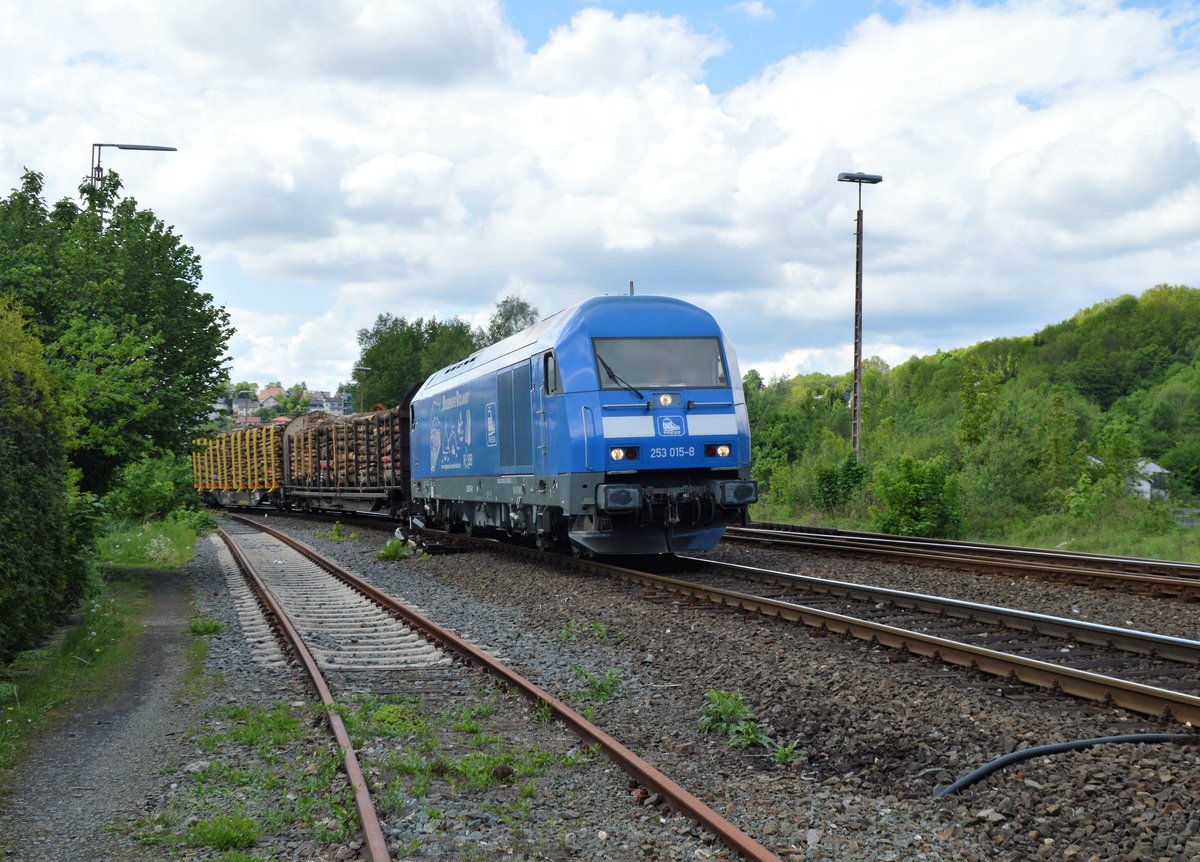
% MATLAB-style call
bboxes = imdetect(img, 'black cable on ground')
[935,733,1196,797]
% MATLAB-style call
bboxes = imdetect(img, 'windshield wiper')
[595,354,645,400]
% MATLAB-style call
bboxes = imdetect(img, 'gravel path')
[0,568,195,861]
[3,519,1199,862]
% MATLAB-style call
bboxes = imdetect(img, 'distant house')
[1133,460,1170,501]
[304,390,329,412]
[271,415,291,427]
[233,415,263,427]
[258,386,285,402]
[260,395,280,411]
[302,390,352,415]
[231,396,260,417]
[1088,456,1171,501]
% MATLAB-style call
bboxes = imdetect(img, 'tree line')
[347,296,539,409]
[0,169,233,660]
[746,284,1200,556]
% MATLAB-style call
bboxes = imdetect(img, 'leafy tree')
[352,296,540,408]
[0,169,232,492]
[421,318,478,377]
[955,356,1004,451]
[481,296,539,345]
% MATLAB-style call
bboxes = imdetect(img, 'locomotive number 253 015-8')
[649,446,696,459]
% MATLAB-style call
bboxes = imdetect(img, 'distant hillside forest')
[745,284,1200,559]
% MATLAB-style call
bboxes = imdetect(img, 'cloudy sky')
[4,0,1199,391]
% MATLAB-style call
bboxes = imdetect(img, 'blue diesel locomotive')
[407,295,757,554]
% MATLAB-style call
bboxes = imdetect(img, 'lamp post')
[353,366,372,413]
[837,171,883,465]
[89,143,176,221]
[90,143,177,190]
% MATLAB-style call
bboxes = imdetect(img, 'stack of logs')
[192,425,284,491]
[284,406,407,490]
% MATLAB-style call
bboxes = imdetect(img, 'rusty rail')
[219,528,392,862]
[725,525,1200,598]
[231,515,780,862]
[598,559,1200,727]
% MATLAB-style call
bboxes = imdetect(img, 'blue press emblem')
[655,415,685,437]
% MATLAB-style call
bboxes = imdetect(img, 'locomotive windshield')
[593,337,728,390]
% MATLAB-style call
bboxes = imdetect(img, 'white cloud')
[731,2,774,21]
[4,0,1199,391]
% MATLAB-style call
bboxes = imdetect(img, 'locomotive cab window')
[593,337,728,389]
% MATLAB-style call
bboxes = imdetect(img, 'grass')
[556,619,617,643]
[199,704,305,755]
[755,495,1200,563]
[697,689,804,763]
[189,614,225,635]
[96,518,204,568]
[342,690,597,852]
[135,703,358,852]
[315,521,355,544]
[184,812,260,850]
[377,537,424,561]
[0,569,150,772]
[572,666,620,703]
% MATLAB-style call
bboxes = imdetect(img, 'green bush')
[104,452,199,523]
[871,455,961,537]
[815,454,866,511]
[0,299,90,662]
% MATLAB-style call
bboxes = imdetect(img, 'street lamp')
[837,171,883,465]
[353,366,372,413]
[90,143,177,190]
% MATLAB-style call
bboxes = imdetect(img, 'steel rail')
[724,526,1200,598]
[352,527,1200,727]
[218,528,391,862]
[579,559,1200,728]
[230,515,779,862]
[736,523,1200,576]
[679,556,1200,664]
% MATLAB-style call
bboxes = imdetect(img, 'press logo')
[655,415,685,437]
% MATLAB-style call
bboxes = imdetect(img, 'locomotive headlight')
[658,393,673,407]
[610,447,625,461]
[704,443,732,458]
[610,446,639,461]
[716,444,731,458]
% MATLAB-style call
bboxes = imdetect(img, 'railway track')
[615,554,1200,727]
[220,515,781,862]
[223,510,1200,723]
[402,531,1200,728]
[725,523,1200,598]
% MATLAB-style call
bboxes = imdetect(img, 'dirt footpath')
[0,568,194,862]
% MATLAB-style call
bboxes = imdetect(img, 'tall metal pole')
[853,186,864,464]
[837,171,882,466]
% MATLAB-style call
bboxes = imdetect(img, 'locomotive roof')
[416,295,723,398]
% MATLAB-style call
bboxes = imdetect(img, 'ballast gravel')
[4,516,1200,862]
